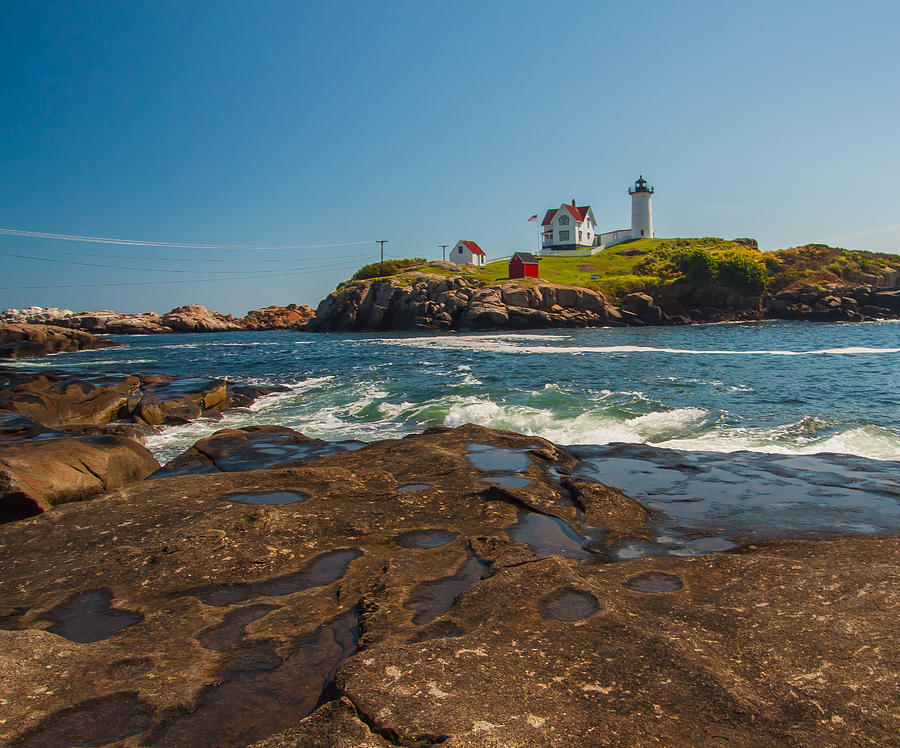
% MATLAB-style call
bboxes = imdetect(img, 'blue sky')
[2,0,899,314]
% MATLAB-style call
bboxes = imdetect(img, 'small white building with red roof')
[450,240,486,266]
[540,200,597,253]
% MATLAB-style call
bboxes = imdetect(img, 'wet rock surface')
[0,322,117,358]
[0,424,896,746]
[152,424,361,477]
[0,371,283,521]
[0,368,279,428]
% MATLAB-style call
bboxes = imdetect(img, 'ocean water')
[16,319,900,545]
[21,320,900,465]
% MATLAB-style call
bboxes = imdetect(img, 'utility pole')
[376,239,388,274]
[439,244,449,261]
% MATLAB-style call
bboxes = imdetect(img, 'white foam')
[373,335,900,357]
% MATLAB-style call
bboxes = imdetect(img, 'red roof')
[460,240,485,255]
[541,204,593,226]
[563,204,592,222]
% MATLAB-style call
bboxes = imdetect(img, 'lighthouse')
[628,175,654,238]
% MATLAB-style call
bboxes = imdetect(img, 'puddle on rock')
[220,490,308,505]
[182,548,363,606]
[406,554,489,625]
[507,511,596,562]
[465,444,531,473]
[396,483,432,493]
[198,604,281,650]
[623,571,685,594]
[150,608,359,747]
[608,540,666,561]
[483,475,531,489]
[13,692,156,747]
[670,537,739,555]
[540,588,599,621]
[395,529,459,549]
[44,588,143,643]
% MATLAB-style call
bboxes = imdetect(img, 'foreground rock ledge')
[0,425,896,746]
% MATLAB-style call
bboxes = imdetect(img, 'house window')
[560,230,570,241]
[641,230,645,236]
[578,231,582,241]
[558,215,569,225]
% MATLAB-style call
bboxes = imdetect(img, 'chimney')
[572,199,576,206]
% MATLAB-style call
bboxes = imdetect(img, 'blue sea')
[15,319,900,545]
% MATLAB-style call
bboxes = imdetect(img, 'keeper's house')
[450,240,486,266]
[539,176,656,256]
[540,200,597,253]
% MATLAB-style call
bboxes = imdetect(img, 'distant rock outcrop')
[241,304,315,330]
[0,323,117,359]
[0,304,316,335]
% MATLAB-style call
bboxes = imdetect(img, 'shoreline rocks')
[0,423,896,745]
[0,303,316,337]
[307,275,626,332]
[0,368,285,521]
[0,323,117,359]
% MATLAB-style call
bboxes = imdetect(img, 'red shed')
[509,252,540,279]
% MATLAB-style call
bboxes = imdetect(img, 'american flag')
[527,214,538,222]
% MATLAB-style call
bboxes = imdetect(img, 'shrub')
[716,252,768,295]
[351,258,426,281]
[674,247,719,285]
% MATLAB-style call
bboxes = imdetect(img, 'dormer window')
[558,215,569,226]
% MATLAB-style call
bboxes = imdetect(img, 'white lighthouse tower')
[628,175,654,238]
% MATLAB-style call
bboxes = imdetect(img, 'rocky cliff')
[306,273,660,332]
[309,267,900,332]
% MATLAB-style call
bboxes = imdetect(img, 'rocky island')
[5,239,899,339]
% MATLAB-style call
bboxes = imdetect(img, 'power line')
[0,246,314,263]
[0,227,377,251]
[0,249,374,275]
[0,258,371,290]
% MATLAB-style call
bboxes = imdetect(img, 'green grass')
[341,239,900,303]
[464,239,666,301]
[342,239,668,303]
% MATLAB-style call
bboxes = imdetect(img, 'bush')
[716,252,768,295]
[351,258,426,281]
[674,247,719,285]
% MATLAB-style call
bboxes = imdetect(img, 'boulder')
[161,305,244,333]
[0,370,142,425]
[131,378,229,426]
[0,369,278,428]
[0,433,158,521]
[240,305,315,331]
[152,425,362,477]
[0,323,117,359]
